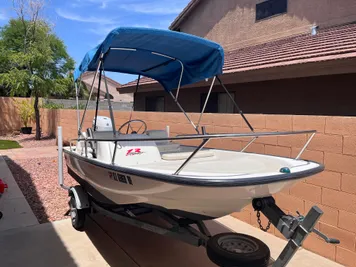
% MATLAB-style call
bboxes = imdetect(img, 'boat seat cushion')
[162,150,214,160]
[92,130,122,140]
[157,143,181,153]
[92,130,165,141]
[146,130,181,153]
[146,130,169,143]
[146,130,168,138]
[91,130,180,153]
[86,128,97,157]
[92,131,151,141]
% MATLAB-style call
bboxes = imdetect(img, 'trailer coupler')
[252,197,340,267]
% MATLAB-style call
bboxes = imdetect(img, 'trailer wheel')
[206,233,270,267]
[69,195,86,231]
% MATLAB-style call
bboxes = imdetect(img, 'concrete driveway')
[0,213,343,267]
[0,151,343,267]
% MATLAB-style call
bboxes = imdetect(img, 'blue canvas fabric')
[74,27,224,91]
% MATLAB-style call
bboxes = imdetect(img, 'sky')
[0,0,190,84]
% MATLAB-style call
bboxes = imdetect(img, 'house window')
[145,96,164,112]
[256,0,287,21]
[200,92,235,113]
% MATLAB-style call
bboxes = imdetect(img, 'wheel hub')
[218,236,259,254]
[69,197,77,222]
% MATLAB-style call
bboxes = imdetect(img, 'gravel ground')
[5,156,77,223]
[0,133,56,148]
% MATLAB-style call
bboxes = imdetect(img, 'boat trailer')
[58,128,339,267]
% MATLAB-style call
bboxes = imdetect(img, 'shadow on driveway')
[5,156,50,223]
[0,221,79,267]
[84,213,234,267]
[0,156,77,267]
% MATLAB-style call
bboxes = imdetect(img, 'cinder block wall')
[0,97,36,135]
[42,110,356,265]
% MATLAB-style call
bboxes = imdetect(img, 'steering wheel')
[118,119,147,134]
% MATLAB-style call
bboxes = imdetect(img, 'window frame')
[255,0,288,22]
[200,92,236,114]
[145,95,165,112]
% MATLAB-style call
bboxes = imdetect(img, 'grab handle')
[312,228,340,244]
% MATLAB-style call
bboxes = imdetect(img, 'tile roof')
[121,23,356,89]
[122,76,156,88]
[82,71,121,88]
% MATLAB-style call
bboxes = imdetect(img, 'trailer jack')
[252,197,340,267]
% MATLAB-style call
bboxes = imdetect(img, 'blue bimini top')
[74,27,224,92]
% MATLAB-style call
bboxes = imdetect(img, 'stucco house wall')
[175,0,356,50]
[134,73,356,117]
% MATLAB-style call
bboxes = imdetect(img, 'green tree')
[0,0,74,140]
[49,73,89,100]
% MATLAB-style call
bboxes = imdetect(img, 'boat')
[58,27,339,267]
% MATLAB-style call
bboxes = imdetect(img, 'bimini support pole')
[197,76,216,129]
[102,63,117,137]
[58,126,69,190]
[169,91,199,134]
[132,74,141,115]
[216,76,254,132]
[93,68,103,131]
[174,138,210,175]
[126,74,141,134]
[78,56,103,134]
[153,52,199,134]
[295,132,316,160]
[74,76,82,135]
[175,60,184,99]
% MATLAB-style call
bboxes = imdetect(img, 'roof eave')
[118,55,356,94]
[169,0,201,30]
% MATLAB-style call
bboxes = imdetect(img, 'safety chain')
[257,211,271,232]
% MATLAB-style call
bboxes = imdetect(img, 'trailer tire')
[69,195,87,232]
[206,233,270,267]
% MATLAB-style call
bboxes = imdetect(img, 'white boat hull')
[64,148,323,218]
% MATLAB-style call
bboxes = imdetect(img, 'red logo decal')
[126,148,143,156]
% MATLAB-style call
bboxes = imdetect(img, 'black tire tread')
[206,233,270,267]
[72,209,86,231]
[69,194,87,232]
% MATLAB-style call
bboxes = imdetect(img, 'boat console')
[76,116,186,165]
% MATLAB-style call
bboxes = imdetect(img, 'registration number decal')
[108,171,133,185]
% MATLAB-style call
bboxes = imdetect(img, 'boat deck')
[127,147,317,179]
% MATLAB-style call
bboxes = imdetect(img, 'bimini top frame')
[73,27,224,91]
[73,27,225,136]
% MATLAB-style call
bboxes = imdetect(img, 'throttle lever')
[312,228,340,244]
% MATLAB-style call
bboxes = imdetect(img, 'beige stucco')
[176,0,356,50]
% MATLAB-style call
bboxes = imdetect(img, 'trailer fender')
[69,186,90,209]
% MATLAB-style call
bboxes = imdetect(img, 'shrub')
[42,101,64,109]
[14,98,35,127]
[68,103,86,110]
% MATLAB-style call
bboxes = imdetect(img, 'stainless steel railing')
[68,130,316,175]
